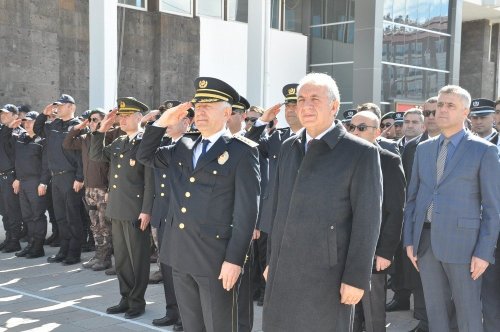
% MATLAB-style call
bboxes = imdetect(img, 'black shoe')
[45,232,58,245]
[173,321,184,331]
[0,240,7,251]
[62,256,81,265]
[105,267,116,275]
[149,270,163,284]
[2,240,21,253]
[15,243,33,257]
[47,253,66,263]
[386,298,410,312]
[26,239,45,258]
[408,326,428,332]
[106,301,129,314]
[152,312,180,326]
[92,260,112,271]
[124,308,145,319]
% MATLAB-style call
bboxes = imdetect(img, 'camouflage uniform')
[85,187,112,263]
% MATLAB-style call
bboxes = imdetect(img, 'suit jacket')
[136,125,261,277]
[377,136,400,155]
[402,132,429,186]
[263,121,382,331]
[403,131,500,264]
[89,131,154,221]
[374,144,406,271]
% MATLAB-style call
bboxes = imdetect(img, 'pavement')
[0,230,419,332]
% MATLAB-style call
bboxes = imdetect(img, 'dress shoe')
[82,256,98,269]
[152,312,180,326]
[62,257,81,265]
[408,326,428,332]
[386,298,410,312]
[149,270,163,284]
[105,267,116,275]
[92,260,112,271]
[124,308,145,319]
[0,240,7,251]
[2,240,21,253]
[106,301,129,314]
[47,253,66,263]
[173,321,184,331]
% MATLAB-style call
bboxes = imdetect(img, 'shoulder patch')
[233,134,259,148]
[184,130,201,136]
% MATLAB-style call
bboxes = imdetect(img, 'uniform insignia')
[472,100,479,107]
[166,102,173,108]
[199,80,208,88]
[218,151,229,165]
[288,87,296,95]
[233,134,259,148]
[34,136,42,143]
[130,159,136,166]
[119,101,126,108]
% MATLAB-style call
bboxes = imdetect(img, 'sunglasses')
[423,110,436,117]
[380,123,393,129]
[90,117,101,123]
[348,124,377,132]
[245,117,259,123]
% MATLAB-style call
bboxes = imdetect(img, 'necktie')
[200,139,210,158]
[426,139,450,222]
[306,139,315,153]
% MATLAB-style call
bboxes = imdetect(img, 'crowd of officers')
[0,74,499,332]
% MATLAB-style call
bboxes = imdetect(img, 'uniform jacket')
[263,121,382,331]
[374,144,406,272]
[136,125,261,277]
[89,131,154,221]
[14,131,50,185]
[63,127,122,189]
[377,136,400,155]
[33,114,83,181]
[0,125,22,173]
[403,131,500,264]
[150,135,172,228]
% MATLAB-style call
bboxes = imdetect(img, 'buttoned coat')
[263,121,383,332]
[136,125,261,277]
[403,131,500,264]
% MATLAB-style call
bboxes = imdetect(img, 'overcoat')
[263,121,383,332]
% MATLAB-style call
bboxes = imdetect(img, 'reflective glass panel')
[118,0,146,8]
[227,0,249,22]
[309,64,354,103]
[271,0,280,29]
[310,23,354,64]
[159,0,191,15]
[197,0,222,18]
[284,0,303,33]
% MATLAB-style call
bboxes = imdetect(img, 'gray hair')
[297,73,341,103]
[438,85,471,109]
[404,108,424,123]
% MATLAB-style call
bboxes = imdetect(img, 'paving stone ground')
[0,225,418,331]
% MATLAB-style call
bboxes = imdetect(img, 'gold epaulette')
[233,134,259,148]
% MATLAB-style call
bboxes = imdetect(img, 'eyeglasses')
[348,124,377,132]
[423,110,436,117]
[380,123,393,129]
[90,117,101,123]
[245,117,259,123]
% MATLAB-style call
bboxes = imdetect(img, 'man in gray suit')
[403,85,500,331]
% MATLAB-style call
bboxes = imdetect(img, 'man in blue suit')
[403,85,500,332]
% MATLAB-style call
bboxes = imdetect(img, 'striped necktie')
[426,139,450,223]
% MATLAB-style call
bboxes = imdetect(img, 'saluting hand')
[12,179,20,194]
[98,108,118,133]
[42,103,56,116]
[138,213,150,231]
[340,283,364,305]
[155,102,192,128]
[260,103,282,123]
[218,261,241,291]
[8,119,22,129]
[73,119,89,131]
[141,110,160,124]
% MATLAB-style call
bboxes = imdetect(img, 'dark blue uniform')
[14,131,50,243]
[34,114,84,262]
[0,124,23,251]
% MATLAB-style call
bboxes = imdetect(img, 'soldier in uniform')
[380,111,396,140]
[63,108,122,271]
[34,94,85,265]
[89,97,154,319]
[393,111,405,140]
[136,77,260,332]
[10,111,50,258]
[341,109,357,130]
[0,104,24,253]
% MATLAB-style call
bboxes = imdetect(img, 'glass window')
[393,0,406,24]
[118,0,146,9]
[227,0,248,23]
[271,0,280,29]
[159,0,192,16]
[385,0,449,34]
[383,0,393,21]
[311,0,354,26]
[310,23,354,64]
[197,0,223,18]
[309,64,354,103]
[284,0,303,33]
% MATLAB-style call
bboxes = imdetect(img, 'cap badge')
[166,102,173,108]
[199,80,208,89]
[130,159,136,167]
[348,111,354,116]
[288,88,296,95]
[218,151,229,165]
[472,101,479,107]
[119,101,126,108]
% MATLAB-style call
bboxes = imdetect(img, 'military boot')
[15,239,34,257]
[26,239,45,258]
[2,239,21,253]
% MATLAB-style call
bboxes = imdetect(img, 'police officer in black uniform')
[89,97,154,319]
[137,77,261,332]
[34,94,84,265]
[11,111,50,258]
[0,104,24,253]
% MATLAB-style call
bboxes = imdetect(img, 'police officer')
[89,97,154,319]
[11,111,50,258]
[470,98,498,141]
[0,104,24,252]
[137,77,260,332]
[34,94,85,265]
[341,109,357,130]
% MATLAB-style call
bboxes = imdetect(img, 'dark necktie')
[426,139,450,223]
[200,139,210,158]
[306,139,315,153]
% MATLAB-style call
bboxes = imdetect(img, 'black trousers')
[157,220,178,310]
[354,274,387,332]
[0,172,22,239]
[112,218,151,310]
[51,172,83,258]
[238,242,254,332]
[19,178,47,241]
[173,269,238,332]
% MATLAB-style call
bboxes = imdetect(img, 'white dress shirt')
[192,127,229,167]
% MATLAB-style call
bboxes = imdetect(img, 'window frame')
[196,0,225,19]
[117,0,148,12]
[158,0,194,18]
